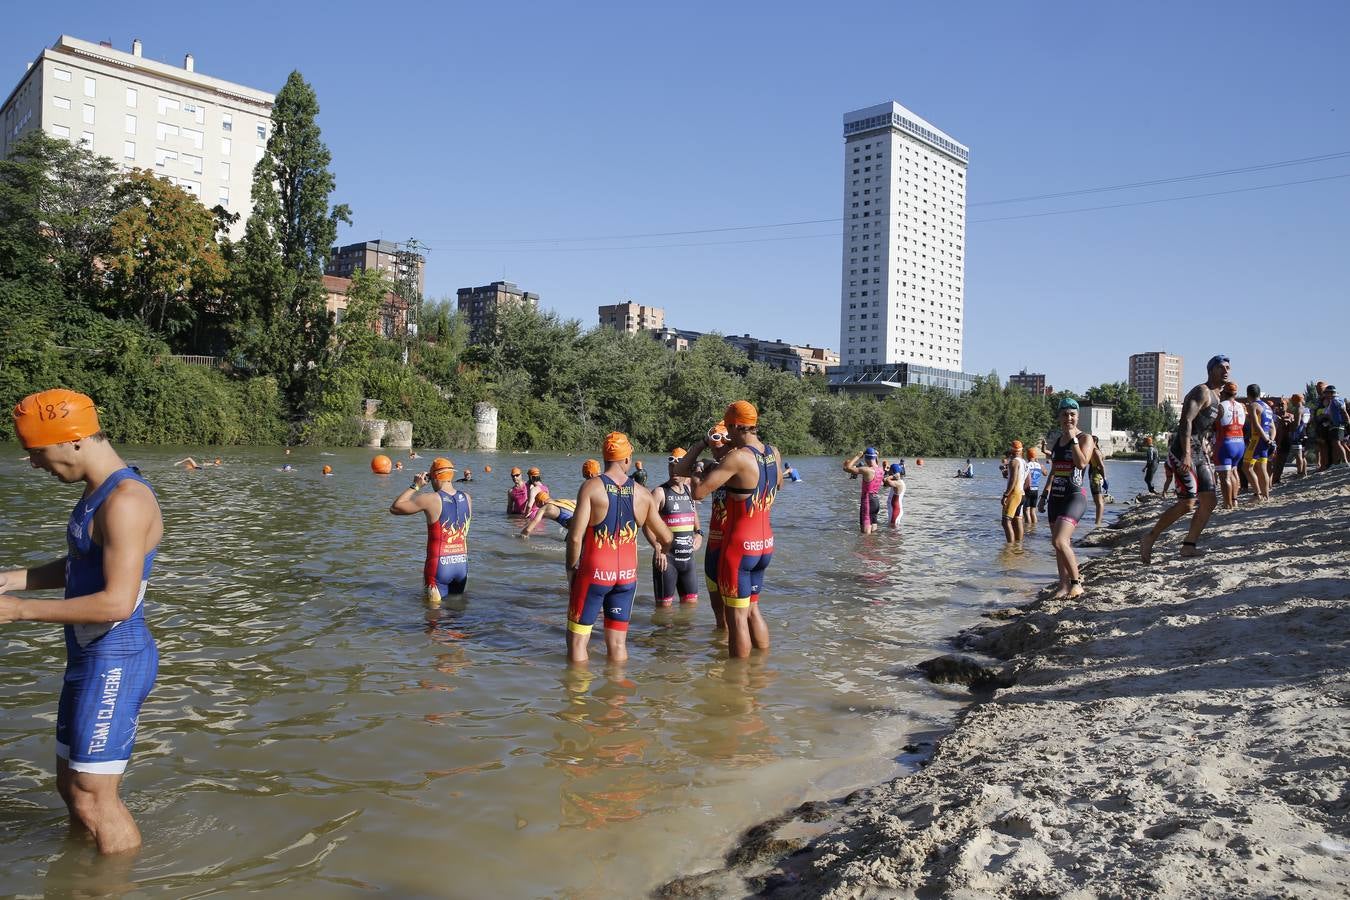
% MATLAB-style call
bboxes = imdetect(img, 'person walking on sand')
[565,433,673,664]
[1038,399,1093,598]
[1142,437,1159,493]
[1001,441,1026,543]
[1140,355,1227,563]
[843,448,885,534]
[1288,394,1311,477]
[390,458,472,604]
[0,390,163,855]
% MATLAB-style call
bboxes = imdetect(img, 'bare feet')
[1180,541,1201,558]
[1066,583,1085,600]
[1140,531,1156,565]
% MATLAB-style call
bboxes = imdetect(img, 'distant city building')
[323,275,409,339]
[327,240,425,299]
[829,101,976,395]
[2,35,275,241]
[1129,352,1184,408]
[649,327,837,377]
[1079,403,1114,436]
[456,281,539,345]
[598,301,665,334]
[1008,370,1052,396]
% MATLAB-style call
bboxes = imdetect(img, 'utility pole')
[395,237,425,365]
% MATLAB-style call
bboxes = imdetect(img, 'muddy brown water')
[0,448,1143,896]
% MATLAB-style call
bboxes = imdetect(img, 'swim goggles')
[706,430,728,444]
[667,454,682,463]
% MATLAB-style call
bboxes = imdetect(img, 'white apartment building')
[1,36,274,240]
[839,101,968,371]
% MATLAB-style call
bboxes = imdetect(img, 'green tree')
[105,170,228,350]
[232,70,351,411]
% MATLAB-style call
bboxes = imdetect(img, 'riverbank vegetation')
[1,72,1164,456]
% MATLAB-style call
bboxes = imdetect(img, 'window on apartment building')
[256,123,266,140]
[52,124,70,138]
[125,114,136,134]
[221,137,231,155]
[178,179,200,197]
[156,122,179,141]
[255,145,264,162]
[221,112,233,132]
[219,161,230,180]
[183,102,205,124]
[155,148,178,167]
[126,87,137,107]
[219,186,230,205]
[157,96,179,115]
[54,68,72,82]
[123,141,136,159]
[183,128,203,149]
[83,77,96,98]
[82,104,95,125]
[183,153,203,174]
[79,132,93,148]
[54,96,71,110]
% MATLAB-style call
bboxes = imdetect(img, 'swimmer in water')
[506,467,529,514]
[280,464,294,472]
[1141,355,1228,564]
[524,467,550,512]
[783,464,801,483]
[649,448,702,606]
[520,490,576,537]
[883,463,906,527]
[174,457,203,469]
[1002,441,1026,543]
[322,465,334,476]
[1,390,163,854]
[632,459,649,487]
[677,403,780,658]
[390,457,471,604]
[843,448,885,534]
[565,432,673,663]
[457,468,473,483]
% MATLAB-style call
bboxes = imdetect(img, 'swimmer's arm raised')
[691,449,744,501]
[670,439,704,478]
[390,473,430,515]
[1,490,153,625]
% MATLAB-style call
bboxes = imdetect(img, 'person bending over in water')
[565,433,672,664]
[1038,400,1093,598]
[521,491,576,537]
[1,390,163,854]
[843,448,884,534]
[1141,355,1227,563]
[390,457,472,604]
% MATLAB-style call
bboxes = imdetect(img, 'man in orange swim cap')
[673,403,780,657]
[390,457,472,604]
[582,459,601,479]
[565,432,673,663]
[2,390,163,854]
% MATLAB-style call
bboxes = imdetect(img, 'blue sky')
[6,1,1348,395]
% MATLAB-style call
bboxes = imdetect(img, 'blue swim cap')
[888,463,902,475]
[1058,398,1079,411]
[864,446,878,458]
[1206,354,1230,371]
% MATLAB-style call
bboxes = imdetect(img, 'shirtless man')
[1,390,163,854]
[1141,355,1228,563]
[565,433,673,664]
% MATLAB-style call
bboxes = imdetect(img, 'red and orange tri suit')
[717,445,778,608]
[568,475,640,635]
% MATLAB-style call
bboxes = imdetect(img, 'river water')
[0,447,1146,897]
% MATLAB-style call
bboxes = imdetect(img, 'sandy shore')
[663,468,1350,898]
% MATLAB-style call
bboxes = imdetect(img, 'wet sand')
[667,467,1350,898]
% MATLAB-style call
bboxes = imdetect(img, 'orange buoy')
[371,454,392,474]
[484,465,492,474]
[916,458,925,466]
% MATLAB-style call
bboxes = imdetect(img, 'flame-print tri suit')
[568,475,640,635]
[717,445,778,609]
[425,489,471,595]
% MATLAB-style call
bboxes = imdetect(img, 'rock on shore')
[665,468,1350,898]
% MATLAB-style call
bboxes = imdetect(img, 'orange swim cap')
[669,447,686,459]
[322,464,333,474]
[1011,440,1023,451]
[13,389,101,449]
[371,455,393,474]
[582,459,601,478]
[431,457,455,479]
[511,466,522,476]
[707,420,729,442]
[527,466,541,478]
[724,400,758,427]
[603,431,633,461]
[1026,448,1038,460]
[535,491,550,505]
[484,465,492,473]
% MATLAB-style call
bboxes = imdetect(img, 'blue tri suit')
[57,467,159,775]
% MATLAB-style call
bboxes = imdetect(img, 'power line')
[418,150,1350,246]
[421,172,1350,253]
